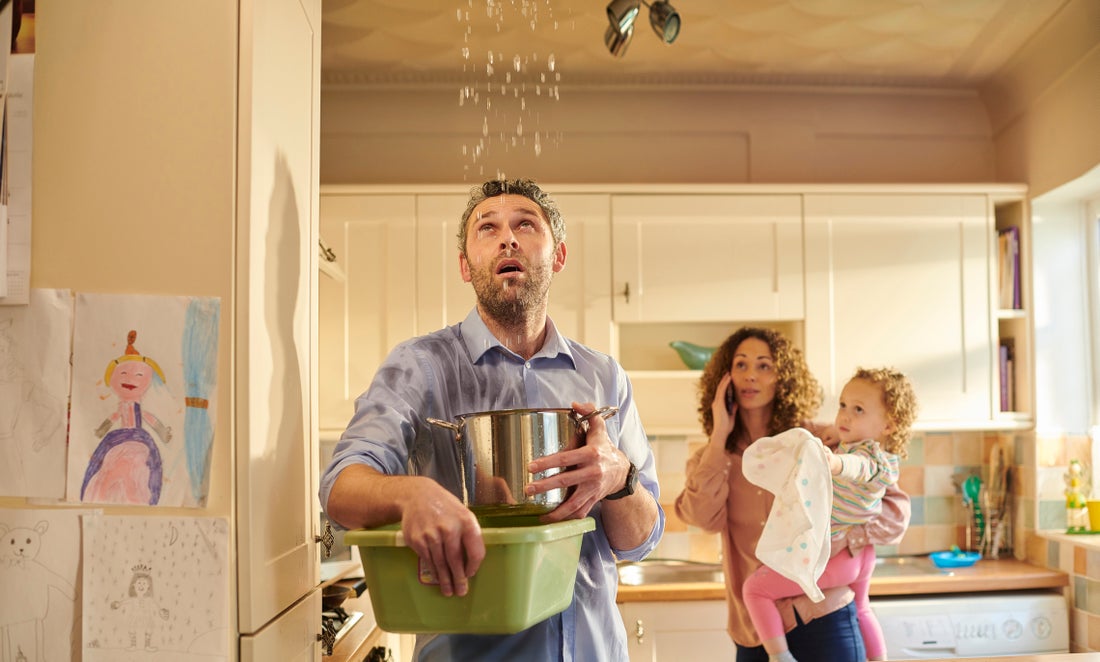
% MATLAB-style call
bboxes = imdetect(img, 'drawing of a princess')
[80,331,172,505]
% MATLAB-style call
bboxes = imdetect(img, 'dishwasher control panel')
[871,590,1068,659]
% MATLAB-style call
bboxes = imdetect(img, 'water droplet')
[488,51,494,64]
[462,47,470,60]
[548,54,555,72]
[521,98,526,110]
[534,133,542,156]
[536,85,541,96]
[486,63,494,76]
[483,117,489,136]
[513,54,521,72]
[505,72,512,84]
[516,120,523,136]
[458,89,465,106]
[486,97,492,109]
[540,73,546,83]
[456,8,462,20]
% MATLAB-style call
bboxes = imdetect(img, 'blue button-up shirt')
[320,309,664,662]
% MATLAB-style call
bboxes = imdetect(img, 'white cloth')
[742,427,833,602]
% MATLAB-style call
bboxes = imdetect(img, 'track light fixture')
[604,0,681,57]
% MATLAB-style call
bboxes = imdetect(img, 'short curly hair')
[698,327,822,451]
[848,366,919,458]
[456,178,566,257]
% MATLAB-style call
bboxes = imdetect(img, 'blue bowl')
[929,550,981,568]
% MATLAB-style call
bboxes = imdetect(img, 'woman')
[675,327,910,662]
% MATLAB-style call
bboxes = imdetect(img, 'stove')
[321,605,364,655]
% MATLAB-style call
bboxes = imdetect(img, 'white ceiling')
[321,0,1070,88]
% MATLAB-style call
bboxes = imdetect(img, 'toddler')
[743,366,918,662]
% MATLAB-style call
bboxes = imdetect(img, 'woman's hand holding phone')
[710,372,736,444]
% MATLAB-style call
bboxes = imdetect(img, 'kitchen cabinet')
[318,188,614,433]
[618,600,735,661]
[611,194,804,323]
[803,192,1016,427]
[31,1,325,659]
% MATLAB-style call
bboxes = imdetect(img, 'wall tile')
[903,436,924,465]
[909,496,925,526]
[924,433,953,464]
[898,466,924,496]
[955,432,984,466]
[1089,613,1100,651]
[924,465,957,497]
[924,495,955,525]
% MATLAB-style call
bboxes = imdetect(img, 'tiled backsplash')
[650,430,1007,561]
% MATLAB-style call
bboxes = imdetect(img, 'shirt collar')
[461,307,576,367]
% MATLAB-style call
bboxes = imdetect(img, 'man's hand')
[399,481,486,597]
[524,401,630,523]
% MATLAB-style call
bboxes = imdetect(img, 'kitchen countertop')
[616,557,1068,603]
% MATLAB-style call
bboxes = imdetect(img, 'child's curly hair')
[850,366,919,458]
[698,327,822,451]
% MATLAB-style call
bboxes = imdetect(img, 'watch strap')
[604,461,638,501]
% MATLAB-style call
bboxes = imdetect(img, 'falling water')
[455,0,565,176]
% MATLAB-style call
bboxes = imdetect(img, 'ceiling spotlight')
[604,22,635,57]
[647,1,680,44]
[606,0,641,34]
[604,0,681,56]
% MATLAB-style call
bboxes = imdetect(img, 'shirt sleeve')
[674,442,733,533]
[831,480,912,555]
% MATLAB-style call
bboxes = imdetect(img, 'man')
[320,179,664,661]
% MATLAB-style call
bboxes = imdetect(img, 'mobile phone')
[725,382,735,414]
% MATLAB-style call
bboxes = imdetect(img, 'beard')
[468,251,555,328]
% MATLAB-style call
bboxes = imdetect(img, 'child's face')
[110,361,155,402]
[834,378,892,444]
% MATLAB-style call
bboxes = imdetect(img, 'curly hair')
[848,366,919,458]
[698,327,822,451]
[456,178,566,257]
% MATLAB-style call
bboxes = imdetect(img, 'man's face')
[459,193,565,324]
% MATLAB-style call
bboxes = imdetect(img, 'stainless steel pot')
[427,406,618,515]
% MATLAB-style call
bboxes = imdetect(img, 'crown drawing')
[131,563,152,573]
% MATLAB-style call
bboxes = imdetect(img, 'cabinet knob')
[315,520,334,558]
[634,618,645,644]
[620,282,631,303]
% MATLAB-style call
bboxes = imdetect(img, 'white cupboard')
[803,194,996,426]
[318,185,1032,438]
[618,600,735,661]
[29,2,325,660]
[611,195,804,323]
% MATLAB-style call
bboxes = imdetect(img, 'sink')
[617,559,725,586]
[874,555,954,578]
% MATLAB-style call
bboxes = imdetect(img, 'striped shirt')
[830,439,900,539]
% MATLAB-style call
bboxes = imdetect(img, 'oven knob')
[1003,619,1023,639]
[1032,616,1052,639]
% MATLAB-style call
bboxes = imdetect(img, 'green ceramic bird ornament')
[669,340,717,370]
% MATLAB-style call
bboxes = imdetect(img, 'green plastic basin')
[343,515,595,634]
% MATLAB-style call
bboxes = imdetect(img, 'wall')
[321,85,996,185]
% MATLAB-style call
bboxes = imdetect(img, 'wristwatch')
[604,462,638,500]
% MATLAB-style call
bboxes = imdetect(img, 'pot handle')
[426,417,461,432]
[575,405,619,432]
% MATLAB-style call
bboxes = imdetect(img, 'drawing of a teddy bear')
[0,521,75,662]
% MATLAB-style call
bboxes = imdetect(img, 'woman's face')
[110,361,155,402]
[729,337,777,412]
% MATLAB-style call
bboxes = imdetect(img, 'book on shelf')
[999,339,1015,412]
[997,226,1021,310]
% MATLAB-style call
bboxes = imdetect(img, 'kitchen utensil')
[930,550,981,568]
[964,474,984,546]
[322,583,354,610]
[427,406,619,515]
[345,515,595,634]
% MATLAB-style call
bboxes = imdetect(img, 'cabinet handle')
[634,618,645,644]
[318,628,336,656]
[621,282,631,303]
[315,520,334,558]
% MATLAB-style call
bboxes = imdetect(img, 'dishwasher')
[870,590,1069,659]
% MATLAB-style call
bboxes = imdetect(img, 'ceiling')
[320,0,1069,89]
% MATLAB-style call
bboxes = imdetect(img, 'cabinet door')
[416,193,614,354]
[319,194,418,432]
[803,194,993,424]
[236,0,321,636]
[619,601,735,661]
[611,195,804,323]
[239,590,322,661]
